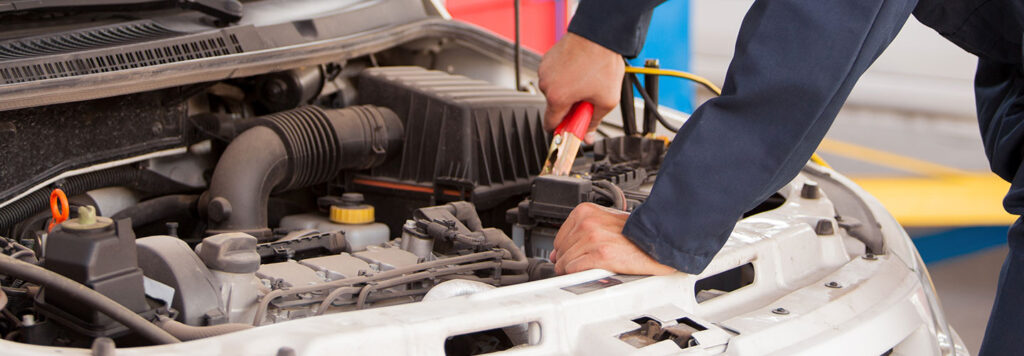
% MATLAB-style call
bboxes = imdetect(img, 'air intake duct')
[204,105,403,239]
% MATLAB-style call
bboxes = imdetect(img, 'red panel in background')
[446,0,568,53]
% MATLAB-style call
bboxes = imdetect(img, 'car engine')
[0,56,681,349]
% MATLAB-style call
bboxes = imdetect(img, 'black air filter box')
[356,67,548,210]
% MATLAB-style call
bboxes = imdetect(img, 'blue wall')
[628,0,694,114]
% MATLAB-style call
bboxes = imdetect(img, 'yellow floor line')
[815,139,1014,227]
[818,138,969,177]
[852,173,1015,227]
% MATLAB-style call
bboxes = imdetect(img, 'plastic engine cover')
[355,66,548,210]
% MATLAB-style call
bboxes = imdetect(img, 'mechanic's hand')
[538,33,624,143]
[550,203,677,275]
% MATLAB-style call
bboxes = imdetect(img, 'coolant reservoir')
[279,193,390,252]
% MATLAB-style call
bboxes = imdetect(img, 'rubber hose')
[482,228,529,272]
[448,202,484,231]
[112,195,199,228]
[526,258,556,281]
[590,186,615,206]
[155,315,252,341]
[593,180,626,211]
[0,254,179,344]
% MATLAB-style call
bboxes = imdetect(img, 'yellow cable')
[625,66,723,96]
[624,65,831,167]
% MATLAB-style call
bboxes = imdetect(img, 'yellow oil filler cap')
[329,193,375,224]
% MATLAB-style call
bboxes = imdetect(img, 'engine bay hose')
[0,166,196,236]
[112,194,198,228]
[0,167,141,235]
[204,105,403,239]
[154,315,252,341]
[0,254,180,344]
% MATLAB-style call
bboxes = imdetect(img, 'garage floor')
[822,108,1009,355]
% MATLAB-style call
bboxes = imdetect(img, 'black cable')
[512,0,520,91]
[642,59,660,135]
[620,74,638,135]
[628,72,679,133]
[593,180,627,211]
[600,121,624,130]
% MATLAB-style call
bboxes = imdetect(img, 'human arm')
[547,0,918,274]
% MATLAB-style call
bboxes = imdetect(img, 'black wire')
[595,128,610,138]
[620,73,638,135]
[628,72,679,133]
[514,0,523,91]
[600,121,624,130]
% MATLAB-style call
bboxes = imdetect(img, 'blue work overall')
[568,0,1023,353]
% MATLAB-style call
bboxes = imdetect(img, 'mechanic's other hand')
[538,33,624,143]
[550,203,676,276]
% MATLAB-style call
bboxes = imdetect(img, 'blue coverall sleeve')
[569,0,918,274]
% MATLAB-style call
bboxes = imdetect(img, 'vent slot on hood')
[0,21,181,60]
[0,21,248,85]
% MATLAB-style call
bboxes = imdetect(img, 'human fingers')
[552,203,603,261]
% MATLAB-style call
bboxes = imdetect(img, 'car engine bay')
[0,53,698,349]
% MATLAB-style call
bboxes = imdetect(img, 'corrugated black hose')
[0,166,194,236]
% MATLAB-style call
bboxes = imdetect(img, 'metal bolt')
[208,197,232,223]
[825,281,842,288]
[264,78,287,98]
[862,253,878,261]
[814,219,834,235]
[801,181,820,199]
[166,222,179,237]
[771,307,789,315]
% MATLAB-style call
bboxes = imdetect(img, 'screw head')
[814,219,835,235]
[771,307,789,315]
[801,181,820,199]
[862,253,878,261]
[825,281,842,288]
